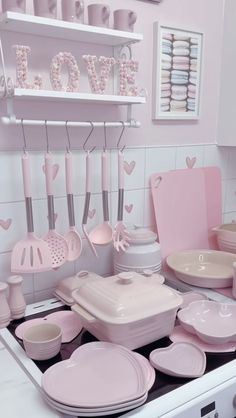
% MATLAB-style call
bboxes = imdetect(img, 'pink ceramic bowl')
[23,323,62,360]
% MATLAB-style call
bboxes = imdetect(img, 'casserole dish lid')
[72,272,182,324]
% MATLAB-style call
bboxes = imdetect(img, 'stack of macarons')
[160,32,199,114]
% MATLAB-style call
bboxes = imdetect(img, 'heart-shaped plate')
[149,342,206,378]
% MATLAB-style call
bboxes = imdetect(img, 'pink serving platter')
[42,342,147,408]
[70,343,155,392]
[149,342,206,378]
[169,325,236,353]
[178,300,236,345]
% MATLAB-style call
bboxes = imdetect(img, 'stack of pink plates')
[41,342,155,416]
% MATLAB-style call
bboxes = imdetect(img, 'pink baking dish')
[212,223,236,254]
[178,300,236,345]
[72,272,182,350]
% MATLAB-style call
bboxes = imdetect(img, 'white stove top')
[1,297,236,418]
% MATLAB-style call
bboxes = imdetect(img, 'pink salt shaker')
[7,275,26,319]
[0,282,11,328]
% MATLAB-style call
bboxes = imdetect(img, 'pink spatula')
[43,152,68,268]
[11,152,52,273]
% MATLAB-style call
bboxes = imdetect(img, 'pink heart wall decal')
[88,209,96,219]
[125,204,133,214]
[186,156,197,169]
[42,163,59,180]
[124,161,136,175]
[47,213,58,223]
[0,218,12,230]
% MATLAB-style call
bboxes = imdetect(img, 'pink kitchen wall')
[0,0,224,150]
[0,0,232,304]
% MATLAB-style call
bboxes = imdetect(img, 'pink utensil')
[43,152,68,268]
[11,152,52,273]
[64,151,82,261]
[82,151,98,257]
[149,342,206,378]
[113,150,130,252]
[89,150,113,246]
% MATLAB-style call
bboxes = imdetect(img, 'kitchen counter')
[0,339,62,418]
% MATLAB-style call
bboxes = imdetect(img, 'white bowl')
[23,323,62,360]
[166,249,236,288]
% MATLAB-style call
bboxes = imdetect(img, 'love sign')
[13,45,141,96]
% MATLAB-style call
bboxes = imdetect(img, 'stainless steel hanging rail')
[1,117,141,128]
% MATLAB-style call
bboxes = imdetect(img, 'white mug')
[2,0,26,13]
[33,0,57,19]
[61,0,84,23]
[114,9,137,32]
[88,4,110,28]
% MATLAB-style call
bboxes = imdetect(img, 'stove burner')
[7,305,236,418]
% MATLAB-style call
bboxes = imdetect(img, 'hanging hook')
[83,121,95,152]
[103,121,107,152]
[45,120,49,153]
[21,118,27,153]
[65,120,71,152]
[117,121,126,152]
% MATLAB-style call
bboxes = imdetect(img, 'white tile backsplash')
[0,144,234,303]
[145,147,176,188]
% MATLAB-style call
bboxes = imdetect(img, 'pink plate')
[41,388,147,413]
[178,300,236,344]
[42,342,147,408]
[71,342,155,392]
[149,342,206,378]
[42,391,147,416]
[169,325,236,353]
[15,310,82,343]
[45,311,82,343]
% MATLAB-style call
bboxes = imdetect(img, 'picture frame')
[153,22,203,120]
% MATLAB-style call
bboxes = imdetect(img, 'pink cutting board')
[202,167,222,249]
[150,168,220,260]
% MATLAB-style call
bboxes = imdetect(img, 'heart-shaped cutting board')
[149,342,206,378]
[42,342,147,407]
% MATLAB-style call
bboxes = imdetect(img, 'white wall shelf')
[7,88,146,105]
[0,11,143,46]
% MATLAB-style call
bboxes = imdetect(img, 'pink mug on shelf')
[2,0,26,13]
[114,9,137,32]
[33,0,57,19]
[88,3,110,28]
[61,0,84,24]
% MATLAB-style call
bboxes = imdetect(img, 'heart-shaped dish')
[42,342,147,408]
[178,300,236,344]
[149,342,206,378]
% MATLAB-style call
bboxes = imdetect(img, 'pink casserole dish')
[72,272,182,350]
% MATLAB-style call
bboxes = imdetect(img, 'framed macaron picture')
[153,23,203,119]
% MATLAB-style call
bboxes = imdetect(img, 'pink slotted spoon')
[11,152,52,273]
[64,151,82,261]
[43,152,68,268]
